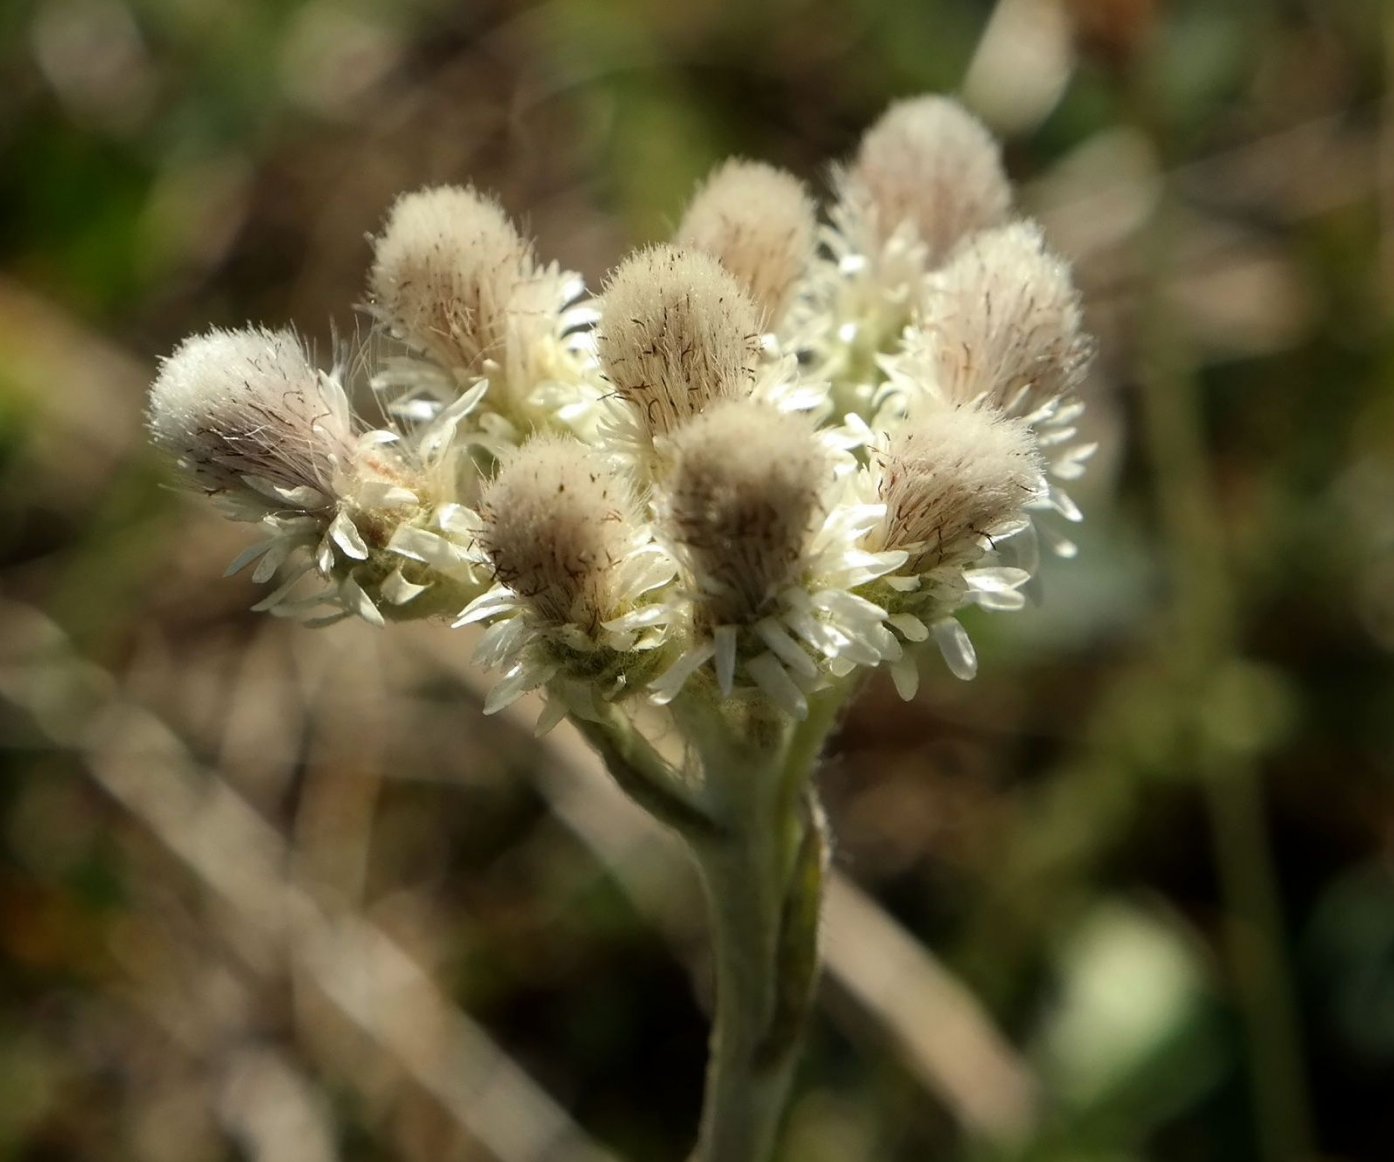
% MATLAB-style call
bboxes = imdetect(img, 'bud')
[869,403,1042,575]
[147,326,356,505]
[663,400,829,625]
[597,245,761,438]
[848,95,1011,263]
[675,160,816,326]
[368,185,534,378]
[477,435,639,630]
[925,220,1090,410]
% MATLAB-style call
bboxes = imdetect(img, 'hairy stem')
[571,710,722,840]
[692,795,823,1162]
[685,692,844,1162]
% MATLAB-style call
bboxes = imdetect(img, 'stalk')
[692,827,797,1162]
[680,693,839,1162]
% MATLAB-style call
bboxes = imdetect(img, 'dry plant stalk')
[146,94,1095,1162]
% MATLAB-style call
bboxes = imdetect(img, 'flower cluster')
[147,94,1093,725]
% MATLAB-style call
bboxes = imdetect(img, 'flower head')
[844,94,1011,263]
[368,185,534,381]
[880,220,1097,555]
[367,186,603,447]
[663,401,831,626]
[867,403,1043,576]
[854,400,1045,696]
[477,434,641,632]
[675,160,816,328]
[148,326,482,627]
[597,245,762,442]
[791,96,1016,421]
[649,400,903,716]
[457,435,674,722]
[921,221,1091,412]
[148,326,359,506]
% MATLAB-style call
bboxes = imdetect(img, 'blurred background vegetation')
[1,0,1391,1159]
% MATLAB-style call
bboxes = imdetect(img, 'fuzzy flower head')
[147,326,476,627]
[880,220,1097,556]
[790,96,1014,421]
[854,401,1046,696]
[663,401,830,626]
[646,399,904,716]
[867,403,1043,576]
[148,327,361,507]
[368,185,534,380]
[922,221,1091,412]
[844,94,1011,263]
[597,245,762,442]
[675,160,817,328]
[477,434,640,632]
[368,185,605,448]
[457,434,675,722]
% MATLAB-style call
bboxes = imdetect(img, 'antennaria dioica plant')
[146,94,1095,1162]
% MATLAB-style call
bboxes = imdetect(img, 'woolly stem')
[683,690,843,1162]
[690,788,825,1162]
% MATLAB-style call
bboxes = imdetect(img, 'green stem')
[685,690,846,1162]
[580,687,846,1162]
[692,791,824,1162]
[571,710,723,840]
[692,830,796,1162]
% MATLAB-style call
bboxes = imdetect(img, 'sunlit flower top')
[146,94,1094,729]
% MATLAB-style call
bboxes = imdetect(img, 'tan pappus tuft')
[848,94,1011,264]
[147,326,357,502]
[675,160,817,326]
[868,402,1043,574]
[597,245,762,438]
[368,185,536,377]
[477,435,639,630]
[662,400,830,625]
[926,220,1091,409]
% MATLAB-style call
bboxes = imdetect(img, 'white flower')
[454,435,675,726]
[854,399,1046,698]
[675,159,817,328]
[879,220,1096,557]
[649,400,904,718]
[367,184,606,450]
[785,96,1012,421]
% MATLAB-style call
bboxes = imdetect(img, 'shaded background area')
[1,0,1392,1159]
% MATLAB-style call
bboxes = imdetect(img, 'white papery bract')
[148,91,1095,727]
